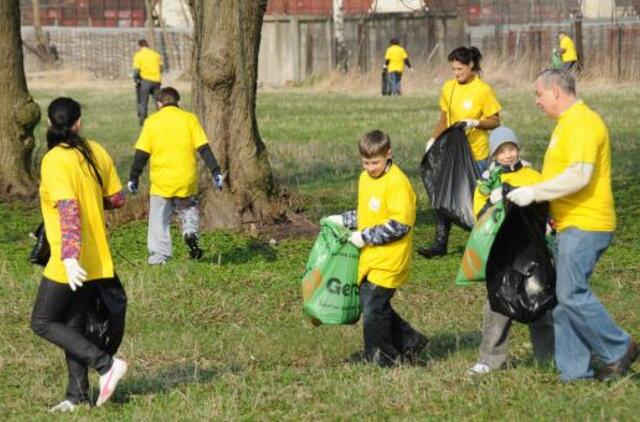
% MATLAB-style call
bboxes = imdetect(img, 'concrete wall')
[21,11,464,86]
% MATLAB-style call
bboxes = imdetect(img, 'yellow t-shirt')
[439,77,501,160]
[357,164,416,289]
[132,47,162,82]
[384,45,409,73]
[542,101,616,232]
[559,35,578,63]
[135,106,209,198]
[473,165,542,218]
[40,141,122,283]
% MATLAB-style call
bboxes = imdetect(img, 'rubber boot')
[418,212,451,259]
[184,233,203,260]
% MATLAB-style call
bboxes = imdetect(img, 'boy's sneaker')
[96,358,128,407]
[49,400,78,413]
[466,362,491,376]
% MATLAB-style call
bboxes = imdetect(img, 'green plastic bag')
[455,201,507,285]
[301,219,360,325]
[456,166,506,285]
[551,50,563,69]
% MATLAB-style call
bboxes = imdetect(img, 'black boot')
[418,213,451,259]
[184,233,204,260]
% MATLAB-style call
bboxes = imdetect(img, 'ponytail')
[46,97,103,187]
[448,46,483,72]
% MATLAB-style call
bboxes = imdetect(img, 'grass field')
[1,81,640,420]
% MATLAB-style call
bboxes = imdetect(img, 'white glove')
[349,231,366,249]
[325,215,344,227]
[462,119,480,129]
[425,137,435,153]
[126,180,138,195]
[507,187,536,207]
[63,258,87,291]
[489,188,503,204]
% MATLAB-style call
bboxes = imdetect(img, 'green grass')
[1,83,640,419]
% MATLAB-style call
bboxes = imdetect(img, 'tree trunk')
[189,0,279,229]
[145,0,157,48]
[0,0,41,200]
[30,0,58,66]
[333,0,348,73]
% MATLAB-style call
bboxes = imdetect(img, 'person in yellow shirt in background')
[132,39,162,125]
[419,46,501,259]
[557,31,578,72]
[31,97,127,412]
[127,87,224,265]
[466,127,554,376]
[383,38,412,96]
[508,69,637,381]
[326,130,427,367]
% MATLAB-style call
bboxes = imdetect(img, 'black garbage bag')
[28,222,50,267]
[381,68,391,96]
[420,125,480,231]
[485,201,557,323]
[84,276,127,356]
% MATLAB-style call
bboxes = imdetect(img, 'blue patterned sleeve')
[341,210,357,230]
[361,219,411,245]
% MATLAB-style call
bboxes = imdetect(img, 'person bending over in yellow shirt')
[127,87,224,265]
[384,38,412,96]
[508,69,637,381]
[466,126,554,376]
[132,39,162,125]
[557,31,578,72]
[325,130,427,367]
[31,97,127,412]
[419,46,501,259]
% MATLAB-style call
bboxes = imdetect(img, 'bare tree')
[145,0,158,47]
[189,0,279,229]
[333,0,348,72]
[0,0,41,200]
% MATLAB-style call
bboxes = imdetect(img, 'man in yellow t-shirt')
[508,69,636,382]
[557,31,578,72]
[127,87,224,265]
[325,130,427,367]
[383,38,412,96]
[132,39,162,125]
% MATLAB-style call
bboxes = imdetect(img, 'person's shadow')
[201,237,278,265]
[413,330,481,366]
[107,363,222,404]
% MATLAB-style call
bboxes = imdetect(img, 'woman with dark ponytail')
[418,46,502,259]
[31,97,128,412]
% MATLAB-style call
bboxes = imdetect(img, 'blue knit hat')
[489,126,520,157]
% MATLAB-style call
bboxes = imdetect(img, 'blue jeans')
[553,229,630,380]
[389,72,402,95]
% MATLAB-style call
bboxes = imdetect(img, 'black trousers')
[359,279,423,366]
[31,276,126,404]
[136,79,161,122]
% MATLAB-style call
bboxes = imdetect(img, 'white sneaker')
[467,362,491,376]
[49,400,77,413]
[96,357,128,407]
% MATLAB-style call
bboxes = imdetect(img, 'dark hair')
[46,97,102,187]
[447,46,483,72]
[138,39,148,47]
[359,130,391,158]
[157,86,180,107]
[390,38,400,45]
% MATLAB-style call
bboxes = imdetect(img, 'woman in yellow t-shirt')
[419,46,502,259]
[30,98,128,412]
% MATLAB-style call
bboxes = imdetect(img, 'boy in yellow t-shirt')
[127,87,224,265]
[326,130,427,367]
[383,38,412,96]
[467,127,554,375]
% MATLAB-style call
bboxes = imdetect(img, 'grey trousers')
[148,195,199,264]
[137,79,160,122]
[478,299,554,369]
